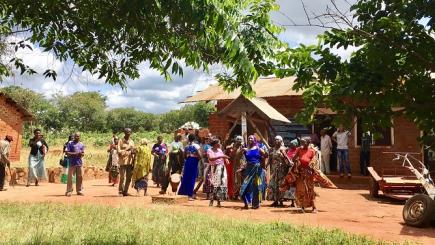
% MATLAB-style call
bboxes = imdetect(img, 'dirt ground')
[1,179,434,244]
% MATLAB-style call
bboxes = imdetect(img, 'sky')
[1,0,355,114]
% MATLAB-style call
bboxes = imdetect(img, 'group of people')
[105,128,152,196]
[0,128,86,195]
[0,127,338,213]
[317,124,358,177]
[103,128,336,212]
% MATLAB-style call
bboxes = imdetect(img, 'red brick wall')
[0,96,25,161]
[264,96,305,117]
[347,116,422,173]
[208,96,422,172]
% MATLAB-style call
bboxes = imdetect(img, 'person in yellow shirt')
[132,138,152,196]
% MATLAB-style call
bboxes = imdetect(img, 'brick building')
[185,77,428,173]
[0,92,33,161]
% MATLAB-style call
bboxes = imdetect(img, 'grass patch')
[14,131,173,168]
[15,145,109,168]
[0,202,393,244]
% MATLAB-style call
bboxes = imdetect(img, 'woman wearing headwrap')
[287,139,299,159]
[107,137,120,186]
[283,139,299,207]
[151,136,168,187]
[291,137,318,213]
[226,135,245,199]
[207,138,229,207]
[160,134,184,194]
[132,139,152,196]
[281,138,337,211]
[201,135,213,199]
[178,134,201,200]
[267,135,292,207]
[239,135,266,209]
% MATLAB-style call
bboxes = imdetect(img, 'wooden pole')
[241,112,247,143]
[246,116,270,150]
[228,118,240,137]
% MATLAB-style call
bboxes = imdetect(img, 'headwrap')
[248,134,258,147]
[290,139,299,147]
[140,138,148,145]
[275,135,283,141]
[301,136,311,143]
[235,135,243,142]
[275,135,284,147]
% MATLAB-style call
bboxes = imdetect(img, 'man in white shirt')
[320,129,332,174]
[332,124,352,178]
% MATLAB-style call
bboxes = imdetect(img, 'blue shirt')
[245,147,261,165]
[67,141,85,166]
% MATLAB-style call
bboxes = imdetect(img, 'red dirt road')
[1,179,434,244]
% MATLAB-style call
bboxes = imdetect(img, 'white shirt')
[320,135,332,154]
[333,130,351,150]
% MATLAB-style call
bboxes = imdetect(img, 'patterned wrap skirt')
[210,164,228,201]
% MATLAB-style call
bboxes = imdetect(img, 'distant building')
[0,92,34,161]
[184,77,429,172]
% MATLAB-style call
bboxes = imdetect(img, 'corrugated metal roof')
[184,77,302,102]
[218,95,290,124]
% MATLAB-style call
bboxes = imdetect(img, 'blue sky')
[1,0,355,114]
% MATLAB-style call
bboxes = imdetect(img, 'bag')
[59,158,67,168]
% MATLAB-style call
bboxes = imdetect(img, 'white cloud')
[1,0,358,113]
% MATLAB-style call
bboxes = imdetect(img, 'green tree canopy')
[1,86,215,134]
[55,92,108,132]
[276,0,434,146]
[107,108,156,133]
[0,0,283,91]
[159,102,215,133]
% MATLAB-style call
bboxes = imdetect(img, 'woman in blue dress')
[240,135,266,209]
[178,134,201,201]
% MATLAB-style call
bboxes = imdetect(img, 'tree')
[56,92,107,132]
[276,0,434,147]
[107,108,156,133]
[0,0,283,90]
[191,102,216,127]
[158,102,215,133]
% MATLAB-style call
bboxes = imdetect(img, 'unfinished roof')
[184,77,302,103]
[0,92,34,121]
[218,95,290,124]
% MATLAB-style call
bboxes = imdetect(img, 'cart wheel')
[403,194,435,228]
[369,177,379,198]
